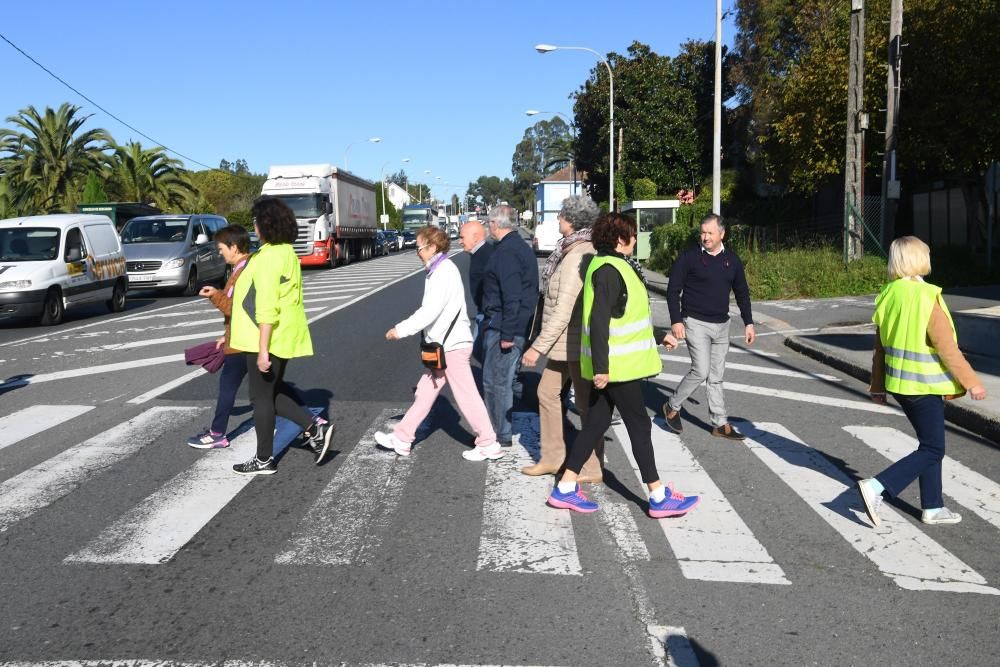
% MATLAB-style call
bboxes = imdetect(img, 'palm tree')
[108,141,198,211]
[0,103,111,213]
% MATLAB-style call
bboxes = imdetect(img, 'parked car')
[401,230,417,248]
[374,231,391,257]
[120,214,229,295]
[381,229,401,251]
[0,213,128,325]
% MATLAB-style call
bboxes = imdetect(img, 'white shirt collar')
[701,242,725,257]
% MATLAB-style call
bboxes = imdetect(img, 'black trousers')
[245,353,314,460]
[564,379,659,484]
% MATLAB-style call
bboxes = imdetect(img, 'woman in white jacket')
[375,226,503,461]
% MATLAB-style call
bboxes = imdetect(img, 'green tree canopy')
[510,117,573,212]
[466,175,515,212]
[107,141,197,211]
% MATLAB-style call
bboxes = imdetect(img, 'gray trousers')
[668,316,730,426]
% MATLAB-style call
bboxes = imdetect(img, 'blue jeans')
[481,328,525,443]
[211,353,248,434]
[876,394,946,509]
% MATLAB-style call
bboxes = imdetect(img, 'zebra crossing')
[0,387,996,596]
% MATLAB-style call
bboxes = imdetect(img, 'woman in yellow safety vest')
[545,213,700,519]
[229,196,334,476]
[857,236,987,527]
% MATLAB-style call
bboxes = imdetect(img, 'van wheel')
[39,287,64,326]
[181,269,198,297]
[106,279,127,313]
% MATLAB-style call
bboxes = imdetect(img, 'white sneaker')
[856,478,884,527]
[374,431,411,457]
[922,507,962,525]
[462,441,505,461]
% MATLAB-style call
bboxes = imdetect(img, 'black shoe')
[233,456,277,476]
[499,440,513,448]
[305,420,335,465]
[711,423,746,441]
[663,404,683,433]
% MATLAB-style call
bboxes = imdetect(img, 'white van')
[0,213,128,325]
[532,216,561,254]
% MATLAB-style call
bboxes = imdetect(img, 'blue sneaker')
[649,483,700,518]
[547,484,599,513]
[187,429,229,449]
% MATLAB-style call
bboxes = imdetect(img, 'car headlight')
[0,280,32,289]
[163,258,186,269]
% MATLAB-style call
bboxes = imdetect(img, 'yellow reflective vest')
[872,278,963,395]
[580,255,662,382]
[230,243,313,359]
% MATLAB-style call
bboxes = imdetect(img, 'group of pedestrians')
[186,195,986,531]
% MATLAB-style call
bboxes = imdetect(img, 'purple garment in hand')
[184,340,225,374]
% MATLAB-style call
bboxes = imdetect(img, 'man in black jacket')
[480,206,538,446]
[663,214,755,440]
[456,220,495,329]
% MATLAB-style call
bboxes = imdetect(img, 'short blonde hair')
[887,236,931,279]
[417,225,449,253]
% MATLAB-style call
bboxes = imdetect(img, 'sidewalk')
[643,265,1000,444]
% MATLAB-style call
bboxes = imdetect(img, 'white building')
[532,163,585,253]
[385,182,413,211]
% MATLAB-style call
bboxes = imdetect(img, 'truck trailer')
[260,164,377,267]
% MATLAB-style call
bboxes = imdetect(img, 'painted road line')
[276,408,411,566]
[612,422,789,585]
[303,295,354,304]
[0,405,95,452]
[728,347,780,358]
[0,354,184,390]
[0,407,202,533]
[66,411,317,565]
[306,264,426,325]
[653,373,902,416]
[650,626,702,667]
[591,485,650,562]
[742,421,998,595]
[302,285,371,293]
[844,425,1000,532]
[80,331,221,352]
[477,411,582,575]
[128,367,207,405]
[0,662,567,667]
[659,353,841,382]
[114,308,218,322]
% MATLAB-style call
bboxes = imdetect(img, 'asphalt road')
[1,251,998,666]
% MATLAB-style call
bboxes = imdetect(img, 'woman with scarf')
[375,225,501,461]
[520,195,603,482]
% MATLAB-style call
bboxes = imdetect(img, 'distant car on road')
[401,230,417,249]
[380,229,401,252]
[374,231,391,256]
[120,214,229,295]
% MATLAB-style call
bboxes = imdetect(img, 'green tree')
[81,171,108,204]
[107,141,197,211]
[466,175,515,212]
[631,177,657,201]
[573,42,699,206]
[673,39,737,181]
[375,181,400,227]
[0,175,33,218]
[511,117,573,212]
[0,103,111,212]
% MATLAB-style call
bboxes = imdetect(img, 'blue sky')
[1,1,736,201]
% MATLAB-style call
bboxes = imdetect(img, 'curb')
[786,335,1000,445]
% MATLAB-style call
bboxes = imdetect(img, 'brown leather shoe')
[712,423,746,440]
[520,462,562,476]
[663,404,683,433]
[577,471,604,485]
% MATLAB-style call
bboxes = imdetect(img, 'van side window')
[64,227,87,262]
[83,223,119,256]
[195,221,210,242]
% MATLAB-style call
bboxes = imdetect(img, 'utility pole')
[880,0,903,249]
[844,0,867,262]
[712,0,723,215]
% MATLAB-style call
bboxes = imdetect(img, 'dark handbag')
[420,311,461,370]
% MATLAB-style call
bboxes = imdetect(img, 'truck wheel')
[181,268,198,297]
[39,287,65,326]
[328,243,337,269]
[106,279,127,313]
[341,242,352,265]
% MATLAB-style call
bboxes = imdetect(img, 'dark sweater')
[666,245,753,325]
[589,252,634,375]
[468,240,495,313]
[481,231,538,341]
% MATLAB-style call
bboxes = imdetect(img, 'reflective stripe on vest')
[580,255,662,382]
[872,279,964,395]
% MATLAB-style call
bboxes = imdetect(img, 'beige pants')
[537,359,602,476]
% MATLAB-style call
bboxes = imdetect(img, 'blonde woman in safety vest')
[857,236,987,527]
[546,213,700,519]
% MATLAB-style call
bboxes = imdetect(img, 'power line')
[0,31,216,171]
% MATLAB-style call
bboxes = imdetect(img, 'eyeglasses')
[416,244,429,252]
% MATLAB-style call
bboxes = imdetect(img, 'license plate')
[130,274,156,282]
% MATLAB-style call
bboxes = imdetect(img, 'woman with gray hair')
[521,195,603,482]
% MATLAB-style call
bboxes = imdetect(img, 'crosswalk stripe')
[844,425,1000,532]
[303,295,354,304]
[0,661,567,667]
[613,422,789,585]
[651,625,701,667]
[478,412,582,575]
[0,407,202,533]
[0,354,184,390]
[66,412,317,564]
[741,421,998,595]
[659,354,841,381]
[276,408,411,566]
[652,373,901,415]
[728,347,779,358]
[0,405,94,451]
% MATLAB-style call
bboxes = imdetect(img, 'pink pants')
[394,345,497,446]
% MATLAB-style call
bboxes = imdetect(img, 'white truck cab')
[0,213,128,325]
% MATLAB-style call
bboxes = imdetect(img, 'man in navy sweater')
[480,206,538,446]
[663,214,755,440]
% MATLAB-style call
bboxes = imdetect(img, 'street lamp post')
[342,136,382,170]
[401,158,411,203]
[525,109,578,194]
[536,44,614,209]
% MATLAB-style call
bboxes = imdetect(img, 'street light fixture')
[342,136,382,170]
[401,158,411,202]
[536,43,614,209]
